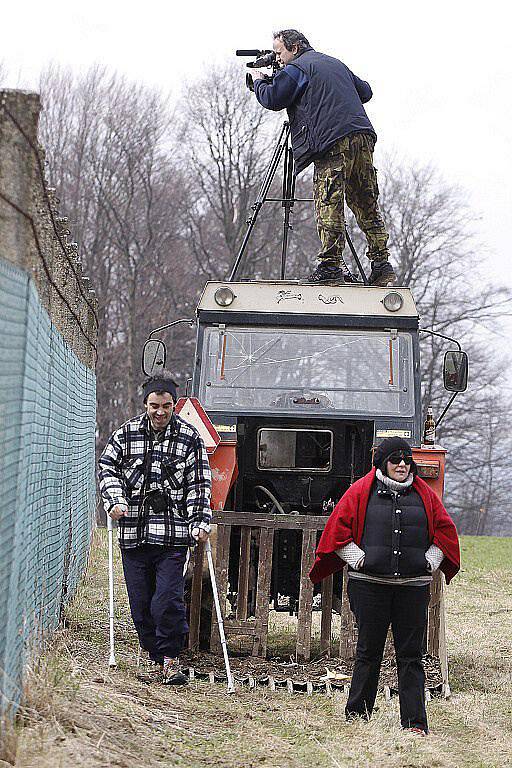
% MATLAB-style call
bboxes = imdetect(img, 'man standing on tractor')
[99,372,212,685]
[252,29,396,287]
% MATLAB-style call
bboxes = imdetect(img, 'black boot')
[162,657,188,686]
[342,269,362,284]
[368,260,396,287]
[299,262,345,286]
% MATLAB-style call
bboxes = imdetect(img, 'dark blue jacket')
[254,48,376,174]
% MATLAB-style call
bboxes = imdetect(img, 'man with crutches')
[99,371,212,685]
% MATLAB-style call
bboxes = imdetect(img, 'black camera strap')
[137,419,177,542]
[136,426,154,540]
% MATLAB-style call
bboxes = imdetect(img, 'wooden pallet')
[188,511,330,662]
[188,509,449,691]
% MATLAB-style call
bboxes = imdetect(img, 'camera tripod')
[227,121,369,284]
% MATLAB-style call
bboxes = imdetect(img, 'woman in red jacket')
[310,437,460,735]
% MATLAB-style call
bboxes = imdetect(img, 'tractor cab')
[192,281,420,515]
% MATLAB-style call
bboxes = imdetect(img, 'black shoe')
[368,260,396,286]
[162,658,188,686]
[299,263,345,285]
[342,270,362,284]
[162,670,188,686]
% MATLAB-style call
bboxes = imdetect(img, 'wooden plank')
[210,524,231,654]
[188,541,204,650]
[213,510,330,531]
[296,529,316,662]
[320,574,334,656]
[252,528,274,657]
[220,621,256,636]
[427,570,442,656]
[435,573,450,696]
[236,526,252,621]
[339,568,358,660]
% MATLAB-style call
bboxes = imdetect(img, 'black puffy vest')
[287,49,376,174]
[359,481,431,578]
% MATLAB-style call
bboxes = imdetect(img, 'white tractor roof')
[197,281,418,319]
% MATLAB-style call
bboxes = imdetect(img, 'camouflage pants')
[313,132,390,265]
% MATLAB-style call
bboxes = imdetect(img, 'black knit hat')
[142,373,178,403]
[373,437,417,475]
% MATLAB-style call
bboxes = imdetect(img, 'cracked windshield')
[200,327,414,416]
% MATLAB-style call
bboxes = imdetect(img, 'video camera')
[236,49,279,91]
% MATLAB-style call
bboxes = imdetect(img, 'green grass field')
[4,534,512,768]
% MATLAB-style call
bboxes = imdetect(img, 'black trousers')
[346,579,430,730]
[121,544,189,663]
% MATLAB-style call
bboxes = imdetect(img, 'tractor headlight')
[382,292,403,312]
[214,286,236,307]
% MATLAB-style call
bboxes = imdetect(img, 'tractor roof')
[197,281,419,327]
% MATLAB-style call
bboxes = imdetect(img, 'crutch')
[107,515,117,667]
[205,539,235,694]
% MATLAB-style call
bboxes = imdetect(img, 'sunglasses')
[387,451,413,465]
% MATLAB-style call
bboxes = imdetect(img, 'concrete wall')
[0,88,97,369]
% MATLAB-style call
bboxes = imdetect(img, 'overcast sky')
[2,0,511,303]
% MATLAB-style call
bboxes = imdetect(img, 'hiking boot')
[162,657,188,686]
[368,260,396,286]
[341,269,362,284]
[299,262,345,285]
[136,662,164,684]
[405,727,429,736]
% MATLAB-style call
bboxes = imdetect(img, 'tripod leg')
[345,229,369,285]
[280,144,295,279]
[228,122,291,282]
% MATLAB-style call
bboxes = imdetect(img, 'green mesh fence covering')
[0,257,96,712]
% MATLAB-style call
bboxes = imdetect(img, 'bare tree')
[378,161,511,531]
[39,66,188,444]
[176,64,286,281]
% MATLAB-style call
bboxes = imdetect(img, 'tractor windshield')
[198,326,414,416]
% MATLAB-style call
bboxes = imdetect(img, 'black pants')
[121,544,189,663]
[346,579,430,730]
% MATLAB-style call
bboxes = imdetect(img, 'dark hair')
[273,29,311,54]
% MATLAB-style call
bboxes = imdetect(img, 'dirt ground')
[177,649,442,689]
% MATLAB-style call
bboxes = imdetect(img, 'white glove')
[425,544,444,573]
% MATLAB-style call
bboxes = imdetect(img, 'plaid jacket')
[99,413,212,549]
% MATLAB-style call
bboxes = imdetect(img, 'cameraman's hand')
[251,70,265,82]
[192,527,209,543]
[109,504,128,521]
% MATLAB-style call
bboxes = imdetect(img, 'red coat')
[309,469,460,584]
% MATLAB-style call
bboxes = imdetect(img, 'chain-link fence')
[0,256,96,712]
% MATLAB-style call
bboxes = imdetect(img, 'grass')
[3,533,512,768]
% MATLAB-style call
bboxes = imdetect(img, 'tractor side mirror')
[443,350,468,392]
[142,339,166,377]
